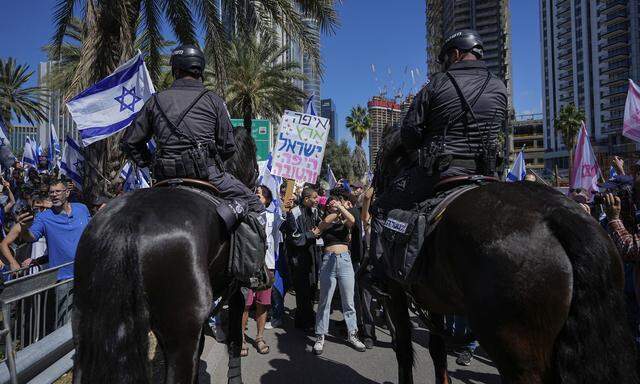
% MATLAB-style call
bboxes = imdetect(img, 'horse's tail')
[547,208,639,384]
[73,217,151,384]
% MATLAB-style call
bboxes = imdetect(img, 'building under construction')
[426,0,512,106]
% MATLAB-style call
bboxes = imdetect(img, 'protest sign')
[271,110,330,184]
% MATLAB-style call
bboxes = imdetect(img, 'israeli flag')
[506,151,526,182]
[22,137,38,166]
[326,164,338,190]
[60,136,84,191]
[147,138,157,154]
[120,161,151,191]
[66,51,156,146]
[0,117,10,147]
[609,166,618,180]
[36,142,44,158]
[49,124,61,164]
[0,117,15,167]
[304,94,316,116]
[342,179,352,193]
[257,153,283,205]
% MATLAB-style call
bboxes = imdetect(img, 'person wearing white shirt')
[241,186,277,356]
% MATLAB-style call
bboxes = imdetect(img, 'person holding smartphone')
[313,194,366,355]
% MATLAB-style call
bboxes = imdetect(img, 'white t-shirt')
[27,237,48,274]
[264,205,276,269]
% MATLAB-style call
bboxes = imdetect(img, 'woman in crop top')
[312,195,366,355]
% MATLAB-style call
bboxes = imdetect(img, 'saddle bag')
[380,208,427,282]
[229,212,272,290]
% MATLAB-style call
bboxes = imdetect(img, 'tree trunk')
[568,148,574,184]
[243,100,253,136]
[79,1,137,203]
[83,140,108,202]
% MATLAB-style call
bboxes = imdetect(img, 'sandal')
[240,343,249,357]
[256,337,270,354]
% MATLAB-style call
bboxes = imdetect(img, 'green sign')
[231,119,272,161]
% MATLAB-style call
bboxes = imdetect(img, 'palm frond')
[0,58,48,127]
[252,0,322,74]
[140,0,163,83]
[162,0,196,44]
[192,0,229,93]
[296,0,340,35]
[52,0,79,57]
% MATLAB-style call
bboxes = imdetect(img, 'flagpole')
[528,168,550,187]
[84,158,112,185]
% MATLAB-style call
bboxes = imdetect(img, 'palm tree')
[220,32,307,133]
[346,106,371,180]
[52,0,338,96]
[555,103,585,174]
[52,0,339,198]
[346,106,370,146]
[0,58,48,131]
[43,17,176,97]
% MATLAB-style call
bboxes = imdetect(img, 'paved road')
[198,295,500,384]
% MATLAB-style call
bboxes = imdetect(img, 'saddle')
[154,178,245,230]
[381,175,498,284]
[154,178,270,290]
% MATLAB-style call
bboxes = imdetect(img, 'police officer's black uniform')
[366,30,508,288]
[121,45,264,214]
[376,29,508,211]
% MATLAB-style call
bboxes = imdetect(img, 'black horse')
[72,128,258,384]
[372,126,639,384]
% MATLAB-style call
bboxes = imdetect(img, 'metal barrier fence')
[0,262,74,384]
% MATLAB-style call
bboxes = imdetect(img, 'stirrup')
[360,273,391,299]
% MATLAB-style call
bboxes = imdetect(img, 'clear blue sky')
[0,0,542,144]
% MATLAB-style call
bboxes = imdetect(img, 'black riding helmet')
[170,44,205,77]
[437,29,483,64]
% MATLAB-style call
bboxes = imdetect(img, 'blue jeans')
[446,315,478,353]
[271,288,285,322]
[315,252,358,335]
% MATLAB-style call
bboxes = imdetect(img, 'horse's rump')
[73,188,229,384]
[426,181,638,383]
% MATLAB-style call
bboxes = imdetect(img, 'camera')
[593,175,634,205]
[16,205,33,217]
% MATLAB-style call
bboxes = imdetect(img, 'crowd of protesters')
[235,153,640,363]
[4,152,640,366]
[0,156,108,329]
[232,179,378,358]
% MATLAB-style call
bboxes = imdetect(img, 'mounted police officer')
[365,29,508,290]
[121,44,264,216]
[376,29,508,211]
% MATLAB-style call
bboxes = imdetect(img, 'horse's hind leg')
[147,276,213,384]
[428,315,449,384]
[387,282,414,384]
[226,287,244,384]
[154,324,205,384]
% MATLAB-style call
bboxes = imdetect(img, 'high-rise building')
[367,96,402,167]
[10,125,39,155]
[320,98,337,141]
[399,94,415,122]
[512,114,545,171]
[38,61,79,145]
[302,18,321,114]
[426,0,512,105]
[541,0,640,169]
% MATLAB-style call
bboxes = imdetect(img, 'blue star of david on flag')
[114,86,142,113]
[67,52,155,146]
